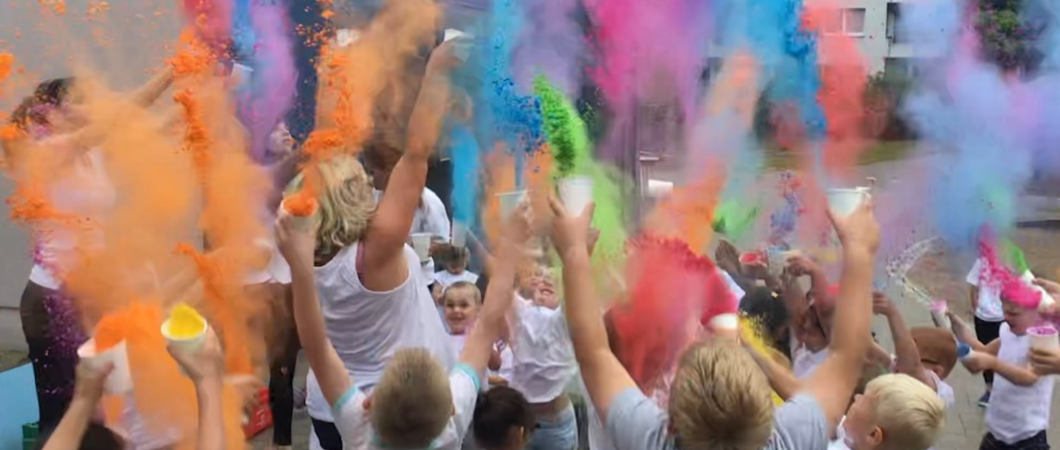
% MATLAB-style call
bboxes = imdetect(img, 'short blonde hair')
[371,348,453,447]
[669,343,774,450]
[289,154,375,262]
[444,281,482,305]
[865,374,946,450]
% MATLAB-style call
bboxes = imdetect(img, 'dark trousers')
[981,431,1049,450]
[975,317,1003,386]
[253,283,301,447]
[20,281,85,431]
[312,418,343,450]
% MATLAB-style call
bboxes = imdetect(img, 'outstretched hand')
[73,360,113,404]
[548,195,595,258]
[826,195,879,254]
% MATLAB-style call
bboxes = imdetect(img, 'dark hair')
[473,386,535,449]
[739,287,790,336]
[34,423,124,450]
[10,77,75,130]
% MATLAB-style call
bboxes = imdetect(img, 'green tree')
[977,0,1036,70]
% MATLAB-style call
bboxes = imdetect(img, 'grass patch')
[762,140,914,170]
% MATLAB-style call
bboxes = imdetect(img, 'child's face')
[1002,300,1038,334]
[445,292,480,333]
[842,391,884,449]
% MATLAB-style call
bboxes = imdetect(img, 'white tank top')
[985,323,1055,444]
[306,242,454,421]
[29,149,116,289]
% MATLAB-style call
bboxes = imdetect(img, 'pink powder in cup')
[1029,325,1059,351]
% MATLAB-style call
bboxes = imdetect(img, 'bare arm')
[362,48,453,288]
[949,313,984,352]
[801,201,879,430]
[462,234,520,372]
[277,214,352,406]
[990,356,1041,386]
[551,198,637,422]
[130,65,176,108]
[41,393,97,450]
[875,295,934,388]
[194,378,225,450]
[746,345,801,401]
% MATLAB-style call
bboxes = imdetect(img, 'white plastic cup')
[497,190,529,219]
[77,339,133,395]
[930,300,951,329]
[826,187,871,217]
[646,179,674,198]
[411,233,432,263]
[558,177,594,216]
[451,221,469,248]
[710,313,739,337]
[1029,325,1060,351]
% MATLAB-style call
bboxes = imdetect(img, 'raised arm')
[746,343,801,401]
[276,212,352,406]
[461,204,531,372]
[364,43,456,270]
[801,199,879,429]
[873,293,933,388]
[550,196,637,422]
[131,65,176,108]
[42,362,112,450]
[168,328,227,450]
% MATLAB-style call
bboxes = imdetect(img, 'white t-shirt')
[332,364,481,450]
[985,323,1055,444]
[115,395,182,450]
[508,294,577,403]
[434,270,480,290]
[373,188,451,283]
[490,343,514,384]
[792,344,829,379]
[926,370,955,409]
[29,149,116,289]
[966,258,1004,322]
[243,236,292,285]
[306,243,454,422]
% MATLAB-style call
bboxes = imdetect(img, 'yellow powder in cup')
[168,303,205,338]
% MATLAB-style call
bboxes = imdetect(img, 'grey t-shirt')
[605,388,830,450]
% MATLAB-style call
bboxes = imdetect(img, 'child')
[872,294,958,410]
[435,245,481,289]
[952,279,1055,450]
[276,200,531,450]
[553,194,880,450]
[966,255,1005,407]
[832,374,946,450]
[443,281,482,355]
[473,386,536,450]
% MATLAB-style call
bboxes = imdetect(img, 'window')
[843,9,866,36]
[824,8,867,36]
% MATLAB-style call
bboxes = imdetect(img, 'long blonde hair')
[288,154,375,263]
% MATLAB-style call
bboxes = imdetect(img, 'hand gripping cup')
[76,339,133,395]
[161,303,208,352]
[1029,325,1060,353]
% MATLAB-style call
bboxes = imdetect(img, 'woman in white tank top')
[6,71,173,432]
[295,45,458,450]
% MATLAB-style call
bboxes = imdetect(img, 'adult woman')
[296,42,458,450]
[6,69,174,431]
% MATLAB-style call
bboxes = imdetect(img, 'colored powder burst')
[173,89,213,184]
[241,0,296,163]
[587,0,711,162]
[477,0,544,155]
[712,201,760,242]
[512,0,584,96]
[0,51,14,94]
[979,237,1042,310]
[181,0,234,51]
[535,75,591,176]
[612,236,736,390]
[169,30,216,77]
[450,124,481,227]
[768,171,805,246]
[534,75,627,262]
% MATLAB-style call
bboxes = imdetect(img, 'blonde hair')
[371,348,453,447]
[289,154,375,262]
[444,281,482,305]
[669,343,774,450]
[865,374,946,450]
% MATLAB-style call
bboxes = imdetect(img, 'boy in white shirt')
[276,201,531,450]
[832,374,946,450]
[952,281,1055,450]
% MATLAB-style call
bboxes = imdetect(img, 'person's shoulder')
[605,388,672,450]
[769,395,829,450]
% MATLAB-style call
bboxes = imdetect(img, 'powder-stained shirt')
[606,389,830,450]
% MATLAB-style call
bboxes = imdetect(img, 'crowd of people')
[5,15,1060,450]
